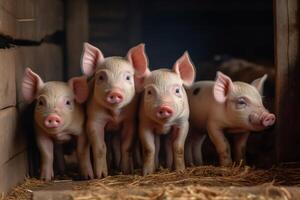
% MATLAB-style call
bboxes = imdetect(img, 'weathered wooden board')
[0,49,16,110]
[1,0,63,40]
[0,0,17,17]
[0,151,27,194]
[0,6,17,37]
[275,0,300,162]
[16,0,37,40]
[35,0,64,41]
[16,0,64,41]
[65,0,89,78]
[0,0,65,196]
[0,108,26,166]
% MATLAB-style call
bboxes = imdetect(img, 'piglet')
[186,71,276,166]
[138,52,195,175]
[81,43,147,178]
[22,68,93,180]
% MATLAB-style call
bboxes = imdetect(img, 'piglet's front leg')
[207,123,232,166]
[77,133,94,179]
[192,133,206,166]
[233,132,249,164]
[120,121,134,174]
[140,126,155,176]
[36,132,54,181]
[172,122,189,171]
[87,121,107,178]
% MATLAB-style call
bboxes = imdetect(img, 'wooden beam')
[65,0,89,79]
[275,0,300,161]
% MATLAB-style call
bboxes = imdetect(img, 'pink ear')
[213,71,234,103]
[68,76,89,103]
[127,43,150,92]
[127,43,150,77]
[22,68,44,103]
[251,74,267,95]
[172,52,196,86]
[81,43,104,77]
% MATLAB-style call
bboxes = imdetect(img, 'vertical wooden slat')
[0,49,16,110]
[65,0,89,79]
[0,152,27,194]
[275,0,300,162]
[0,108,26,166]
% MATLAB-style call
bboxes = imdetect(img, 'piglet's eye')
[236,97,247,109]
[37,98,46,106]
[173,86,182,97]
[99,75,104,81]
[147,90,152,95]
[38,100,44,106]
[65,99,73,107]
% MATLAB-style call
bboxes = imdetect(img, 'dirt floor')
[3,164,300,200]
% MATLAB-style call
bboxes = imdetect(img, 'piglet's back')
[187,81,216,128]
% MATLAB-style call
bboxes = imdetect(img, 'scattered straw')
[4,165,300,200]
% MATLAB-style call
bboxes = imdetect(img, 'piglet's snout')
[106,90,124,104]
[261,113,276,127]
[44,114,63,128]
[156,106,173,119]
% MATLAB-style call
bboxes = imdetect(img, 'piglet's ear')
[81,42,104,77]
[251,74,267,95]
[68,76,89,103]
[127,43,150,78]
[127,43,150,92]
[22,68,44,103]
[172,51,196,86]
[213,71,234,103]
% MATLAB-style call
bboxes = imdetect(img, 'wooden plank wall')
[65,0,89,78]
[275,0,300,162]
[88,0,142,57]
[0,0,64,194]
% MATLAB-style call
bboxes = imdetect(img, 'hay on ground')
[5,165,300,200]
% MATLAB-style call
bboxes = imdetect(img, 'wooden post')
[65,0,89,79]
[275,0,300,162]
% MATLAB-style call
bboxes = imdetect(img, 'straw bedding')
[4,164,300,200]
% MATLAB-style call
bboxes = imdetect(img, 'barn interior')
[1,0,300,199]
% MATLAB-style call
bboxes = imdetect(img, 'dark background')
[88,0,274,80]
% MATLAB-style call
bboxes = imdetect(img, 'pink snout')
[156,106,173,119]
[44,114,63,128]
[261,113,276,127]
[106,90,124,104]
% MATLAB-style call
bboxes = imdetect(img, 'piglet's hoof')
[40,168,54,181]
[81,167,94,180]
[142,166,155,176]
[219,158,233,167]
[95,166,108,179]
